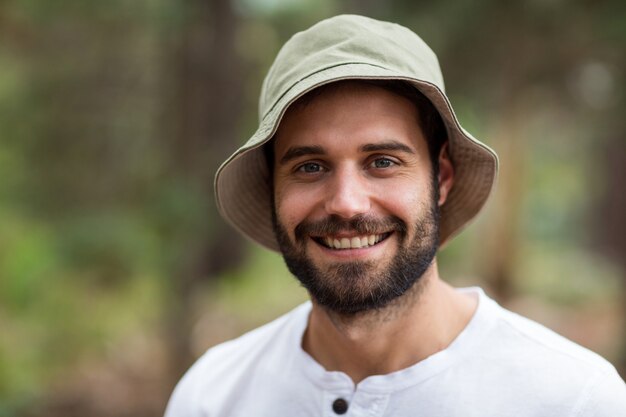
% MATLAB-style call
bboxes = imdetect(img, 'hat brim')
[215,63,498,252]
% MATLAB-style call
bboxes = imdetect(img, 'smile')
[312,233,391,250]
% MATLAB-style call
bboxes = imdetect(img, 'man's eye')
[371,158,395,169]
[297,162,322,173]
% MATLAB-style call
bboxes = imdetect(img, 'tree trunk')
[160,0,246,388]
[595,133,626,377]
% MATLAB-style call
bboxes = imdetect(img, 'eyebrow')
[360,141,415,154]
[279,145,325,165]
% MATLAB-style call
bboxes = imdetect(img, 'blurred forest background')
[0,0,625,416]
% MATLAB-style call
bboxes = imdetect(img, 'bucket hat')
[215,14,498,251]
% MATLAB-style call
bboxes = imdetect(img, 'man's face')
[272,82,441,315]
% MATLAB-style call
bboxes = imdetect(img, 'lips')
[313,233,390,250]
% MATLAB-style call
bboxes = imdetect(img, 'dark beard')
[272,189,440,316]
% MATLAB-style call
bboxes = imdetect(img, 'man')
[165,15,626,416]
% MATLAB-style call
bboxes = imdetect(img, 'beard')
[273,183,440,316]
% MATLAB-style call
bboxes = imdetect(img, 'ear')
[437,142,454,206]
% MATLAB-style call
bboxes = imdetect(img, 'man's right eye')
[297,162,322,173]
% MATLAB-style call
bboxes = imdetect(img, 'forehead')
[272,81,428,155]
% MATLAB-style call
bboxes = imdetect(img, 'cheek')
[372,178,426,219]
[274,185,320,231]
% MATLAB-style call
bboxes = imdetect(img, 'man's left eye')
[371,158,395,169]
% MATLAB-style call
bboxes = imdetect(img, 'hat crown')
[259,14,445,121]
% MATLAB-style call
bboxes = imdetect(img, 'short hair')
[264,79,448,174]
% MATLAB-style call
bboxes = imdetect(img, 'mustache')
[294,214,407,242]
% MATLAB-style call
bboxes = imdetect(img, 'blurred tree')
[596,131,626,372]
[158,0,247,386]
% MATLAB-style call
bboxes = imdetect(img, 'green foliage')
[217,245,307,320]
[517,242,622,305]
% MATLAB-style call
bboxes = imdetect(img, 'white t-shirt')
[165,288,626,416]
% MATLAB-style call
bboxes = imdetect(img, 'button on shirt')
[165,288,626,417]
[332,398,348,414]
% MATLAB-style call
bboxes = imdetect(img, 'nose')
[324,167,371,219]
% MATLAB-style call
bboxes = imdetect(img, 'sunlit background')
[0,0,624,416]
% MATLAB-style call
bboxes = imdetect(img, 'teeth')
[320,234,386,250]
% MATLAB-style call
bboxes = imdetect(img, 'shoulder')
[163,302,311,417]
[570,368,626,416]
[492,302,616,373]
[479,294,626,414]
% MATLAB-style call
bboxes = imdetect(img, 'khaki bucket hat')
[215,14,498,252]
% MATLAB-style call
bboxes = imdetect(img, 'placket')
[322,389,390,417]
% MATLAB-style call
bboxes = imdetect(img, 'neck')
[302,261,477,384]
